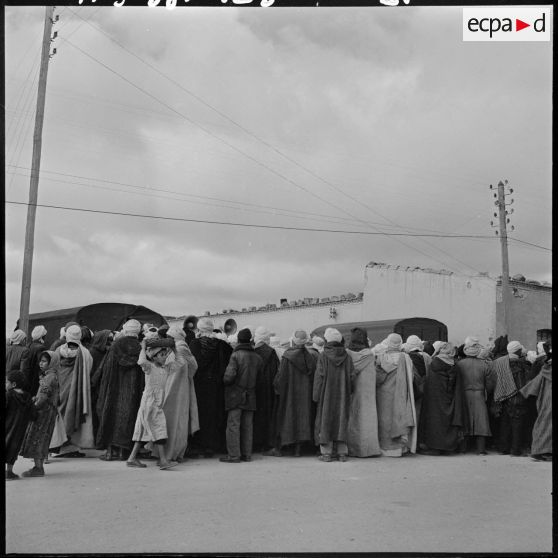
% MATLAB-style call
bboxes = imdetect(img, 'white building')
[168,262,552,349]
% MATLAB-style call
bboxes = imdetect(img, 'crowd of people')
[5,316,553,480]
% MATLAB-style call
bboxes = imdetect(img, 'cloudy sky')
[4,4,552,331]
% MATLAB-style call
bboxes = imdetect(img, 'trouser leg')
[320,442,333,455]
[226,408,242,459]
[476,436,486,454]
[498,407,512,453]
[510,414,524,455]
[336,441,348,455]
[240,410,254,458]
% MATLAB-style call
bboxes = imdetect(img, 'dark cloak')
[274,346,316,447]
[95,335,145,451]
[5,389,35,464]
[418,356,462,451]
[89,329,113,437]
[189,336,232,453]
[22,340,46,396]
[253,343,280,449]
[313,342,355,445]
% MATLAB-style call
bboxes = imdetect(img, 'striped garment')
[521,365,552,455]
[492,355,518,403]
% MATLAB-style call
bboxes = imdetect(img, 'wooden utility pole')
[490,180,515,337]
[18,6,55,334]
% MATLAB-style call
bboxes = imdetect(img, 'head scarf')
[254,326,272,346]
[197,317,214,333]
[463,336,482,357]
[9,329,27,346]
[291,330,309,346]
[324,328,342,344]
[122,319,141,337]
[348,327,369,351]
[405,335,423,353]
[311,335,325,352]
[39,350,54,364]
[65,325,82,344]
[167,325,186,341]
[436,342,456,365]
[31,325,47,342]
[386,333,403,352]
[507,340,524,356]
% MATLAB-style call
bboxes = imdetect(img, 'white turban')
[122,319,141,337]
[65,325,82,344]
[254,326,272,346]
[432,341,444,353]
[324,328,342,343]
[387,333,403,351]
[198,318,214,333]
[405,335,423,352]
[270,336,281,348]
[167,325,186,341]
[312,335,325,352]
[463,336,482,357]
[507,340,524,355]
[9,329,27,346]
[31,325,47,341]
[537,341,546,356]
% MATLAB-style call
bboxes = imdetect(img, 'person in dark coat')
[253,326,280,453]
[5,370,36,480]
[89,329,114,438]
[95,320,144,460]
[313,328,355,462]
[418,342,463,455]
[22,325,48,396]
[271,330,316,457]
[189,317,232,457]
[220,328,264,463]
[455,337,495,455]
[5,329,29,375]
[493,340,531,456]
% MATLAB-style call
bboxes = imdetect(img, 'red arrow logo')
[516,18,530,31]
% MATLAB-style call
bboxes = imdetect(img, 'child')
[5,370,36,480]
[126,337,178,470]
[19,351,60,477]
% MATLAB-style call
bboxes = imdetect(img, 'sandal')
[159,461,178,470]
[126,459,147,468]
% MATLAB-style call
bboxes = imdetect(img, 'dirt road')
[5,450,553,554]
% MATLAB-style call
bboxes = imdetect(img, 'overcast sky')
[4,4,552,332]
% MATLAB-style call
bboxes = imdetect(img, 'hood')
[323,342,348,367]
[112,335,141,368]
[346,348,374,372]
[283,346,316,374]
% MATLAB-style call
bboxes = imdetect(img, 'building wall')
[496,282,552,349]
[362,264,497,345]
[168,300,364,342]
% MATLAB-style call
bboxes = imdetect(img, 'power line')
[6,164,464,235]
[508,237,551,252]
[63,9,482,275]
[6,200,505,241]
[61,37,472,274]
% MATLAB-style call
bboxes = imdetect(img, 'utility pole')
[490,180,515,337]
[18,6,57,334]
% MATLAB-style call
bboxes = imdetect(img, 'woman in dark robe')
[95,320,144,460]
[418,342,463,455]
[188,317,232,457]
[253,326,280,452]
[89,330,114,438]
